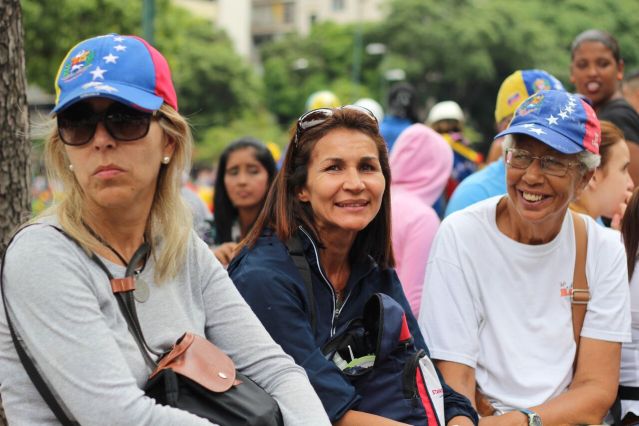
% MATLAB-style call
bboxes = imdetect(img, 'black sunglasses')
[57,101,159,146]
[293,105,378,146]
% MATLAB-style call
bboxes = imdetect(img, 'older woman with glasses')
[419,90,631,425]
[0,34,328,425]
[228,106,478,425]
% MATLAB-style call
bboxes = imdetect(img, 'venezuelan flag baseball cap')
[495,90,600,155]
[495,69,565,123]
[52,34,177,114]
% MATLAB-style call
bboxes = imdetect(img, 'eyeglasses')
[505,148,583,177]
[57,102,159,146]
[294,105,378,146]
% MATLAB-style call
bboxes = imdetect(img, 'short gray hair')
[502,134,601,171]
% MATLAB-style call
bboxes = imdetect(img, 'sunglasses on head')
[57,101,159,146]
[293,105,378,146]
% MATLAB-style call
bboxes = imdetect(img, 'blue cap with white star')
[495,90,600,155]
[52,33,177,114]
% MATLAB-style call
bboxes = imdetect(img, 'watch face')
[530,413,542,426]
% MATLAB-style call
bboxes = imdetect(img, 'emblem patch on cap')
[61,49,95,82]
[533,78,551,92]
[517,93,544,116]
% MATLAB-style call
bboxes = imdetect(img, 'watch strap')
[517,408,541,426]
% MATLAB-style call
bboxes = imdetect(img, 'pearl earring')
[162,156,171,164]
[68,164,74,172]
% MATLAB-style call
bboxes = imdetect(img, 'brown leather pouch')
[149,332,238,392]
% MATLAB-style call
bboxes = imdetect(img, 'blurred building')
[173,0,386,62]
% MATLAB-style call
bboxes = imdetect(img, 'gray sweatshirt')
[0,223,330,425]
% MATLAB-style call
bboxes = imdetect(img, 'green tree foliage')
[260,21,378,125]
[195,107,288,162]
[260,0,639,145]
[22,0,141,90]
[22,0,262,144]
[379,0,639,142]
[154,6,262,134]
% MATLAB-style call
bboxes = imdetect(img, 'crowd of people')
[2,26,639,425]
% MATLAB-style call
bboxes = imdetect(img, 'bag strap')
[50,226,159,369]
[1,225,80,425]
[80,237,161,369]
[570,211,590,353]
[286,233,317,334]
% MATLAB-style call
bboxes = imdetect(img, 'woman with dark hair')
[620,188,639,423]
[570,29,639,185]
[571,120,633,228]
[212,137,276,266]
[228,106,477,425]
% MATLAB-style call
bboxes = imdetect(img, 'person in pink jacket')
[389,123,453,317]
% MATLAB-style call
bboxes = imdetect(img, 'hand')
[213,242,239,266]
[479,411,527,426]
[610,189,632,230]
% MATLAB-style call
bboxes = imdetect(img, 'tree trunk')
[0,0,31,424]
[0,1,30,250]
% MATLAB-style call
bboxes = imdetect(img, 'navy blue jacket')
[228,228,477,424]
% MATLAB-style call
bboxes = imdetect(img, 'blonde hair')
[37,103,193,282]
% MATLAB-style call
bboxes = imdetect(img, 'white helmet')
[427,100,464,125]
[354,98,384,123]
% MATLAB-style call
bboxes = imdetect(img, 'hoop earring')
[162,156,171,165]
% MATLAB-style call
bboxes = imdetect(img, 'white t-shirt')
[620,259,639,416]
[419,196,631,413]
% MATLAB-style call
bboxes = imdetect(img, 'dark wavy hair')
[213,137,277,244]
[623,187,639,280]
[571,29,621,63]
[242,107,395,269]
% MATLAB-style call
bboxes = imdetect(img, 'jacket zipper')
[298,226,351,336]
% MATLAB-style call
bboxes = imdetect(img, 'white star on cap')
[90,66,106,80]
[103,53,118,64]
[529,127,546,135]
[558,110,569,119]
[546,115,558,125]
[114,44,127,52]
[113,36,125,42]
[565,105,575,113]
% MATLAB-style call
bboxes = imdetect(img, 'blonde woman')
[0,34,328,425]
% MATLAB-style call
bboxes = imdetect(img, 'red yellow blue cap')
[495,90,600,155]
[53,34,177,114]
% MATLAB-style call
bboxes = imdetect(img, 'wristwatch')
[518,408,542,426]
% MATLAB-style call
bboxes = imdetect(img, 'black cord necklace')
[83,223,151,302]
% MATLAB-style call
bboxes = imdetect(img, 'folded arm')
[437,338,621,425]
